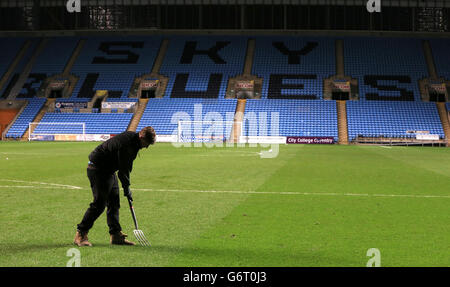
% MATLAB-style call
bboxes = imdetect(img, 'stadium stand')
[252,36,335,99]
[159,36,247,98]
[343,37,445,140]
[347,101,445,140]
[5,97,46,138]
[5,36,160,138]
[36,112,133,135]
[344,37,427,101]
[240,37,338,140]
[430,39,450,80]
[0,37,27,96]
[16,37,79,99]
[244,99,338,140]
[1,35,447,142]
[137,98,237,139]
[69,36,162,99]
[1,38,39,99]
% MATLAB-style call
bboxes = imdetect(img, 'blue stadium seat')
[344,37,427,101]
[12,38,79,99]
[30,37,79,76]
[137,98,237,139]
[2,35,446,144]
[35,113,133,135]
[160,36,247,98]
[346,101,444,140]
[1,38,41,99]
[430,39,450,81]
[6,98,46,138]
[244,99,338,140]
[342,38,444,140]
[252,36,335,99]
[0,37,27,97]
[69,36,162,99]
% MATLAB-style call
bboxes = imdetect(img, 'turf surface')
[0,141,449,266]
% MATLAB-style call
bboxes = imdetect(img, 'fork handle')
[127,197,139,230]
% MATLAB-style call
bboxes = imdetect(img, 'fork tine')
[134,230,143,245]
[134,231,142,245]
[141,235,150,246]
[142,235,150,246]
[138,235,148,246]
[136,232,145,245]
[139,232,150,246]
[134,229,150,246]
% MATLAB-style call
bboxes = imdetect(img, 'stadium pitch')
[0,141,449,267]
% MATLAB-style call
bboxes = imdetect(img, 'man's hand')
[124,186,133,201]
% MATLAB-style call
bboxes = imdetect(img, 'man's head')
[138,126,156,149]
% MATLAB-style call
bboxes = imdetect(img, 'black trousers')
[77,168,122,235]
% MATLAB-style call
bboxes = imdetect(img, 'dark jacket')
[88,131,141,189]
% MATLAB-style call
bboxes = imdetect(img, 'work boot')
[110,231,136,245]
[74,230,92,247]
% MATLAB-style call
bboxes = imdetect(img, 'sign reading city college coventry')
[286,136,335,144]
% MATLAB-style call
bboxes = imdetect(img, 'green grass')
[0,141,449,267]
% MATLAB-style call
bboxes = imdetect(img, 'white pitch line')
[0,185,80,190]
[0,179,81,190]
[196,153,260,157]
[133,188,450,199]
[1,152,44,155]
[0,182,448,199]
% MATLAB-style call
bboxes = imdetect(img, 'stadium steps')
[423,41,449,146]
[7,39,49,99]
[225,39,263,100]
[21,98,55,141]
[0,40,33,93]
[335,39,345,77]
[62,39,86,76]
[336,100,349,145]
[422,40,438,78]
[436,102,450,146]
[151,39,170,74]
[243,39,255,75]
[7,38,49,100]
[228,99,246,143]
[127,98,149,132]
